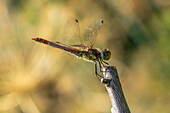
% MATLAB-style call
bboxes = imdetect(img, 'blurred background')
[0,0,170,113]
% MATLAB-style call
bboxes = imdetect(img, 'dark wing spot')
[75,19,78,23]
[101,20,104,24]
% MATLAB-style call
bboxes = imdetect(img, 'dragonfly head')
[101,49,111,60]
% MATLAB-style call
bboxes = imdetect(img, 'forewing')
[82,19,104,47]
[62,18,81,45]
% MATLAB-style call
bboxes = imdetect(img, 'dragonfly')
[32,18,111,78]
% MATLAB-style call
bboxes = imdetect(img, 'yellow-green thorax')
[82,48,101,62]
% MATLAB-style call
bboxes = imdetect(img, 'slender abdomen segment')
[32,37,83,58]
[32,38,49,44]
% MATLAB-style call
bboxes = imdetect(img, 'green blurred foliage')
[0,0,170,113]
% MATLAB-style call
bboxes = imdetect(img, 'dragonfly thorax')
[82,48,101,62]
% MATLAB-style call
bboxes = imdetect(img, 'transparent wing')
[82,19,104,47]
[62,18,81,46]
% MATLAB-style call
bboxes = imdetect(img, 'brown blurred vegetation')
[0,0,170,113]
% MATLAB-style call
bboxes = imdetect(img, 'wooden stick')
[101,66,130,113]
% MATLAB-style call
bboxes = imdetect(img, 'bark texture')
[102,66,130,113]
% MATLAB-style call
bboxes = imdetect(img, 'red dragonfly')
[32,18,111,78]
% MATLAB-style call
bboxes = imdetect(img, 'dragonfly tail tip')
[32,38,37,40]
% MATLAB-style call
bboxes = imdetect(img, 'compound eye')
[102,49,111,60]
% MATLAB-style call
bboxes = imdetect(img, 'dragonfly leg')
[102,60,116,69]
[102,60,110,66]
[100,61,105,67]
[98,61,104,72]
[94,62,103,78]
[97,61,112,84]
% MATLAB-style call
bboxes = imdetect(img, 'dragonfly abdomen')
[32,38,83,58]
[66,49,83,58]
[32,38,50,44]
